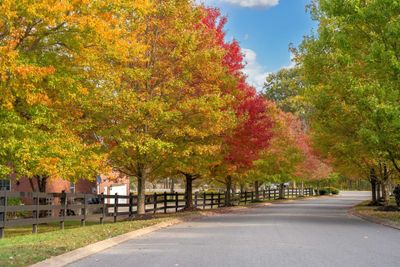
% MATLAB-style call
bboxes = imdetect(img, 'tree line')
[279,0,400,205]
[0,0,330,214]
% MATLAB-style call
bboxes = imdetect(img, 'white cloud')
[199,0,279,8]
[242,48,269,91]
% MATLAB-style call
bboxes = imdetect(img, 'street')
[69,192,400,267]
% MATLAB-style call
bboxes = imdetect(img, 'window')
[0,179,11,191]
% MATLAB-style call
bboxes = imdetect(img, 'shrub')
[6,197,28,219]
[393,185,400,207]
[7,197,22,206]
[319,188,329,195]
[327,187,340,195]
[319,187,339,195]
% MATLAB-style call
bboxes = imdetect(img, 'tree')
[263,67,307,116]
[0,0,136,190]
[294,0,400,203]
[202,8,275,205]
[91,1,239,213]
[251,111,304,198]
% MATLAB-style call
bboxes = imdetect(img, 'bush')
[327,187,340,195]
[393,185,400,207]
[6,197,28,219]
[319,188,329,195]
[318,187,340,195]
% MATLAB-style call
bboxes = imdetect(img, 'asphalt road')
[68,192,400,267]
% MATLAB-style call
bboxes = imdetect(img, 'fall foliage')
[0,1,332,212]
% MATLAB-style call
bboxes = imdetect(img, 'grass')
[351,197,400,226]
[0,212,199,267]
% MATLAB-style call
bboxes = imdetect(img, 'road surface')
[69,192,400,267]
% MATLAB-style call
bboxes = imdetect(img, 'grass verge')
[350,197,400,228]
[0,212,199,267]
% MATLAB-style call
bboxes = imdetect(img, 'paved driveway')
[69,192,400,267]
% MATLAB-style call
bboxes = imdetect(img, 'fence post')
[60,190,66,230]
[263,190,266,200]
[100,193,105,224]
[32,192,39,234]
[153,193,157,214]
[113,193,118,223]
[128,192,133,217]
[81,194,87,227]
[210,192,214,209]
[251,191,254,202]
[244,191,247,204]
[217,193,221,207]
[194,192,198,208]
[203,192,206,209]
[274,189,277,199]
[162,192,167,213]
[175,192,179,212]
[0,191,6,238]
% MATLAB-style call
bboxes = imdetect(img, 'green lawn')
[352,197,400,226]
[0,212,198,267]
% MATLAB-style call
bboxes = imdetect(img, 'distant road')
[69,191,400,267]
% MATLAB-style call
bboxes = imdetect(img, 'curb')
[29,218,191,267]
[348,208,400,231]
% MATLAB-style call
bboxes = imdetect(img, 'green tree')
[263,67,308,118]
[294,0,400,203]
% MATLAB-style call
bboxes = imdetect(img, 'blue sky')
[198,0,317,90]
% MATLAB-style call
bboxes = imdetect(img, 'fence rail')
[0,187,313,238]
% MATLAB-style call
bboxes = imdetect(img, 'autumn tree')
[90,1,240,213]
[201,8,275,205]
[0,0,139,190]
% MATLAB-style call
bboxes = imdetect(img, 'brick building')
[0,171,130,196]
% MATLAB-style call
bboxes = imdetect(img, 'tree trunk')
[184,174,194,209]
[279,183,285,199]
[137,168,146,215]
[300,180,304,196]
[225,175,233,206]
[370,168,378,205]
[254,181,260,201]
[170,178,175,194]
[382,164,389,206]
[30,175,48,192]
[377,182,381,201]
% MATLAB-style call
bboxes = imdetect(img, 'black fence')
[0,187,313,238]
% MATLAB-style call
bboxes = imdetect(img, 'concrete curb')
[29,218,190,267]
[349,208,400,231]
[30,195,318,267]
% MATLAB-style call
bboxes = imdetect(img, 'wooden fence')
[0,187,313,238]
